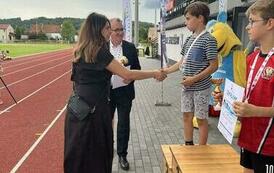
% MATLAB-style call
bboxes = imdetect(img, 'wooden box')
[170,144,242,173]
[161,145,177,173]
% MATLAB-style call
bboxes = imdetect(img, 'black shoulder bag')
[67,83,109,121]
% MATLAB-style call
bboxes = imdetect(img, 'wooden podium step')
[161,144,242,173]
[161,145,179,173]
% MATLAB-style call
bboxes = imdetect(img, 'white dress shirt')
[110,40,123,59]
[109,40,130,89]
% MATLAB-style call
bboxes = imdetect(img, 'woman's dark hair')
[74,12,110,63]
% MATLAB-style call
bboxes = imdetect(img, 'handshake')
[153,69,167,81]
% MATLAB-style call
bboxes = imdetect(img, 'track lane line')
[0,70,71,115]
[0,60,71,90]
[3,55,71,77]
[9,105,67,173]
[1,49,71,66]
[3,52,71,69]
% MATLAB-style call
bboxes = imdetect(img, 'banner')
[219,0,227,13]
[160,0,169,68]
[122,0,132,42]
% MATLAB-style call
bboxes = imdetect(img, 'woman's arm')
[106,59,166,81]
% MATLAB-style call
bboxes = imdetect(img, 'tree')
[132,21,154,43]
[61,20,76,43]
[15,27,25,40]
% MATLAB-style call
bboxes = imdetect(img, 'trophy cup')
[118,56,128,66]
[211,78,224,111]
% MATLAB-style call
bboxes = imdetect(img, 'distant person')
[145,46,150,56]
[64,12,166,173]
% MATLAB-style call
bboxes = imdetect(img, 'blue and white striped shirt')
[180,31,218,91]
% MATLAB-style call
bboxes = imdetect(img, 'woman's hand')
[154,69,167,81]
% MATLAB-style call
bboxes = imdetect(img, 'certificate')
[111,66,131,89]
[218,79,245,143]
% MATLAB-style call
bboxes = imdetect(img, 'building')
[0,24,15,43]
[159,0,256,62]
[29,24,62,40]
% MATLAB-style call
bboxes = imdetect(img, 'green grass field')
[0,43,72,58]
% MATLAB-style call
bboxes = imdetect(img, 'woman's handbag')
[67,92,96,121]
[67,83,108,120]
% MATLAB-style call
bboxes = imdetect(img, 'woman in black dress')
[64,12,166,173]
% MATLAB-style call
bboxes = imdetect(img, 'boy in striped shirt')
[164,1,218,145]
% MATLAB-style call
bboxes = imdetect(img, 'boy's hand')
[233,101,257,117]
[154,69,167,81]
[181,76,196,86]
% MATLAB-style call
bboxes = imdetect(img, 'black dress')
[64,46,114,173]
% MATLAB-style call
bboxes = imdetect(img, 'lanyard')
[180,30,207,73]
[185,30,207,59]
[245,48,274,101]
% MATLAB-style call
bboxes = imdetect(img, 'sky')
[0,0,161,23]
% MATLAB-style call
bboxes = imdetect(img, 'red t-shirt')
[238,50,274,156]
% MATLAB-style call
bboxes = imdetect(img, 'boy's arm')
[193,58,218,81]
[233,101,274,117]
[195,35,218,81]
[181,58,218,86]
[163,58,183,74]
[165,36,190,74]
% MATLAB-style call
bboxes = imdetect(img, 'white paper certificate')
[218,79,245,144]
[111,66,131,89]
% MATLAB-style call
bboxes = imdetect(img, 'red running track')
[0,49,73,173]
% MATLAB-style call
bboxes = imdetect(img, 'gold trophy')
[211,78,224,111]
[119,56,128,66]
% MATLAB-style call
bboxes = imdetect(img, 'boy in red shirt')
[233,0,274,172]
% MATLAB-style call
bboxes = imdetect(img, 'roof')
[29,24,61,34]
[0,24,11,30]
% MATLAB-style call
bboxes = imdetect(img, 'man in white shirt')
[109,18,141,171]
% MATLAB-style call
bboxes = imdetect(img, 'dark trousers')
[64,101,113,173]
[110,97,132,157]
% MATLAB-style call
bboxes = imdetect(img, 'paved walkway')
[112,57,239,173]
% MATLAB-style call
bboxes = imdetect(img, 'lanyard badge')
[245,48,274,102]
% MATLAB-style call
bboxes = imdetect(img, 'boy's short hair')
[246,0,274,20]
[184,1,210,24]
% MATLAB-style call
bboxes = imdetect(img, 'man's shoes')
[119,156,129,170]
